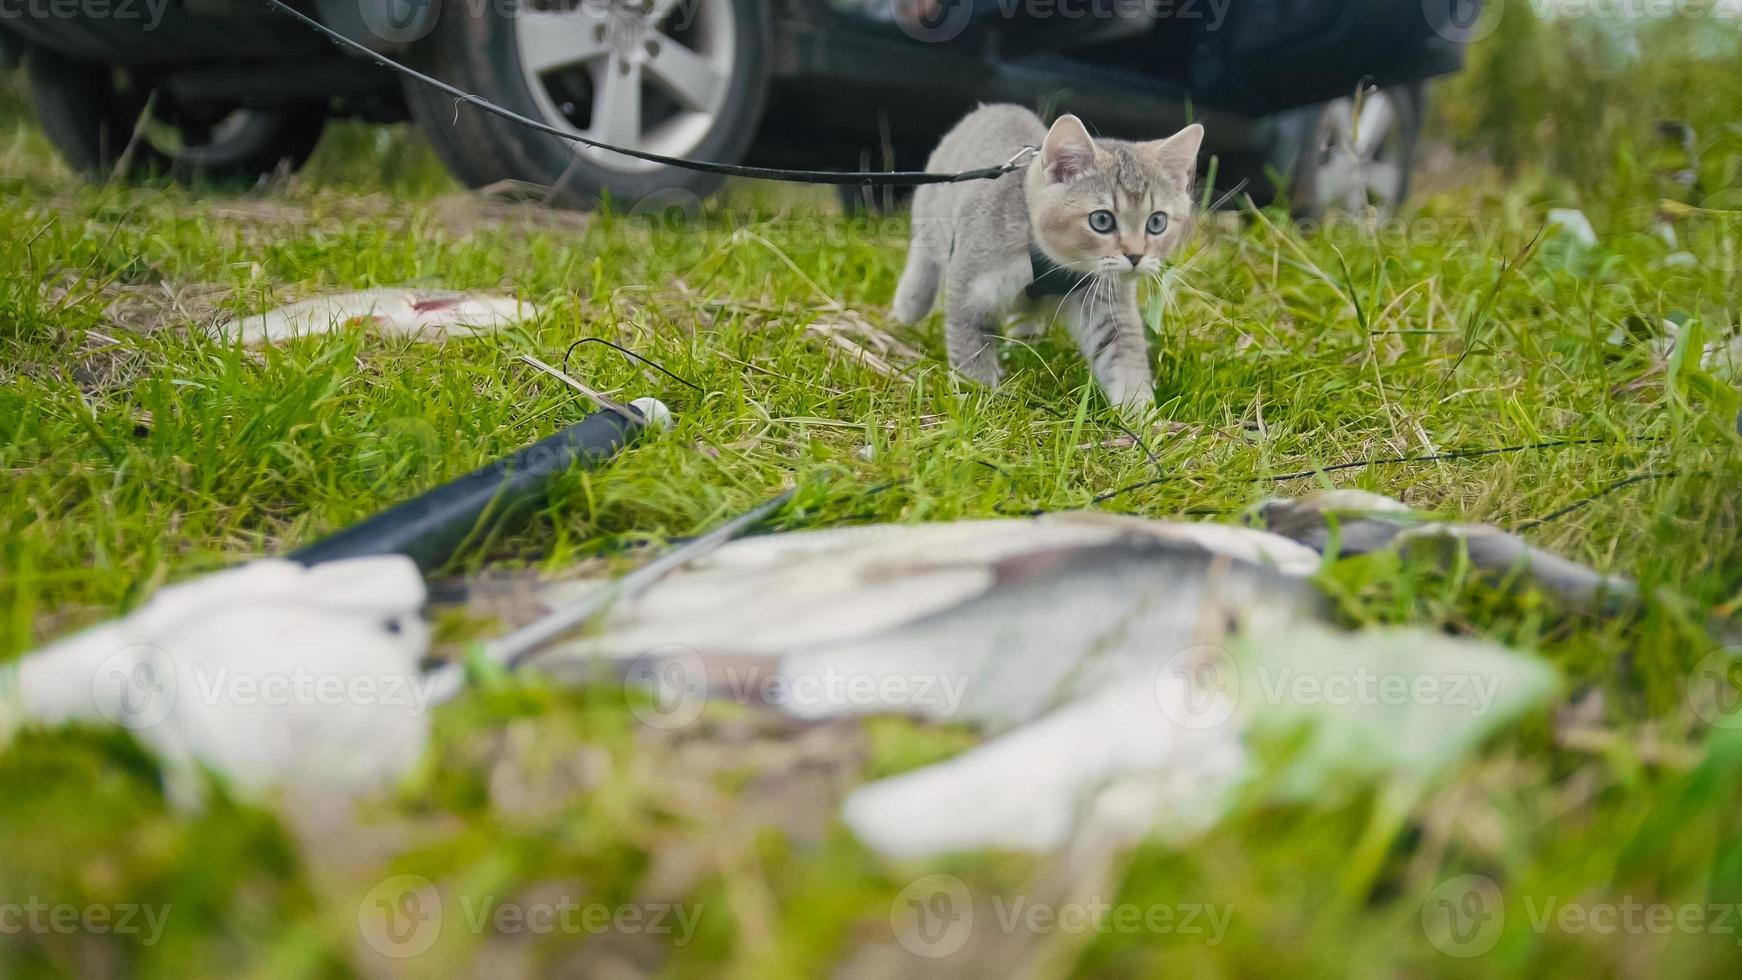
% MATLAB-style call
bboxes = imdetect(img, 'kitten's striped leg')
[1067,280,1154,413]
[943,263,1005,387]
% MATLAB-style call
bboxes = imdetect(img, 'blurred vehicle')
[1,0,1472,213]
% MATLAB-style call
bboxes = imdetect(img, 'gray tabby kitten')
[893,104,1203,413]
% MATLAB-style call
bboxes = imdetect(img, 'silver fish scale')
[778,537,1327,730]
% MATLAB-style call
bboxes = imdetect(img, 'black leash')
[562,337,707,394]
[1090,437,1625,506]
[1512,470,1712,530]
[263,0,1034,188]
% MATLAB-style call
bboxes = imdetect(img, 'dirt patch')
[429,190,593,238]
[101,280,231,336]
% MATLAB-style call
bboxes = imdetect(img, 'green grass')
[2,66,1742,978]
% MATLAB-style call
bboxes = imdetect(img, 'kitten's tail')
[892,247,941,324]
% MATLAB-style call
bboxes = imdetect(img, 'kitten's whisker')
[1066,272,1106,345]
[1031,262,1082,285]
[1046,269,1100,334]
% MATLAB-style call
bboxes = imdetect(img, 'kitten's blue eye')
[1088,210,1116,233]
[1146,212,1169,235]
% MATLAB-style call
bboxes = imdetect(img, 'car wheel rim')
[515,0,737,174]
[1311,88,1408,216]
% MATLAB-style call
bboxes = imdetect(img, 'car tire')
[404,0,769,209]
[27,46,327,182]
[1283,83,1423,220]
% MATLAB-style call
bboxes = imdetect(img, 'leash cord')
[263,0,1035,188]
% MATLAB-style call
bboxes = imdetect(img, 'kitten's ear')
[1141,122,1205,176]
[1041,114,1097,183]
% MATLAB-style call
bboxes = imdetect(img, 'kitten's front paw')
[1106,382,1155,414]
[951,350,1004,388]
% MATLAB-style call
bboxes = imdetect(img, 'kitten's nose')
[1123,254,1142,268]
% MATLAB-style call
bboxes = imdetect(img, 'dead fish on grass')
[507,504,1561,855]
[1257,489,1638,615]
[215,288,537,345]
[558,535,1326,732]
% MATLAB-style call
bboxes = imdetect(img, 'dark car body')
[1,0,1472,202]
